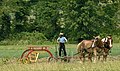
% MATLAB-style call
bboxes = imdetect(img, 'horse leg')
[93,48,97,63]
[98,54,100,61]
[103,54,107,62]
[83,53,85,62]
[98,51,102,61]
[79,54,83,63]
[103,48,109,62]
[103,51,108,62]
[78,50,82,63]
[88,52,92,62]
[79,50,85,63]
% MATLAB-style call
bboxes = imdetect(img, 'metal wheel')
[47,57,56,62]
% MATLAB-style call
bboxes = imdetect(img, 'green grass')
[0,43,120,71]
[110,43,120,56]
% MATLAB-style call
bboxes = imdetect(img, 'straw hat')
[59,33,64,35]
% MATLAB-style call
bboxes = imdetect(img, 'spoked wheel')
[20,49,32,64]
[20,50,40,63]
[47,57,57,62]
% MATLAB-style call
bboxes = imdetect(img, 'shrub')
[0,32,51,45]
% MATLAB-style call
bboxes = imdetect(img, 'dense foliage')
[0,0,120,44]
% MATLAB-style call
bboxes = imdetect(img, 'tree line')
[0,0,120,43]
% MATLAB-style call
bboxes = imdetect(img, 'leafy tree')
[0,0,119,43]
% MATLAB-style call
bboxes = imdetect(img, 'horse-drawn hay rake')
[20,46,55,63]
[20,45,78,63]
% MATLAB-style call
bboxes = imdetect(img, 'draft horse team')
[77,35,113,63]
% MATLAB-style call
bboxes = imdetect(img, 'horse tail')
[74,41,83,55]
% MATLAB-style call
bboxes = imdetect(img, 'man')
[57,33,67,57]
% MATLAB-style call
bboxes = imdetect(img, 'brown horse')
[92,36,104,63]
[91,35,113,62]
[77,40,94,63]
[100,35,113,61]
[77,36,104,63]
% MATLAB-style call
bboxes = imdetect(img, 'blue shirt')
[57,37,67,43]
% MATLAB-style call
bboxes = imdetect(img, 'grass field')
[0,43,120,71]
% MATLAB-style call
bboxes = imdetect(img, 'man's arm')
[64,37,67,42]
[57,37,60,43]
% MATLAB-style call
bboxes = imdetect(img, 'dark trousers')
[59,43,67,57]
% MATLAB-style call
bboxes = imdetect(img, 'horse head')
[102,35,113,48]
[91,36,103,48]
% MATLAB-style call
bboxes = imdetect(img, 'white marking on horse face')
[109,39,112,48]
[102,38,109,43]
[101,38,105,42]
[105,38,108,42]
[102,38,107,42]
[92,40,96,47]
